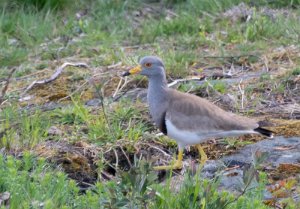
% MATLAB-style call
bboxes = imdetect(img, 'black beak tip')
[122,71,130,77]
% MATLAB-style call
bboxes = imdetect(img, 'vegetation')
[0,152,274,208]
[0,0,299,208]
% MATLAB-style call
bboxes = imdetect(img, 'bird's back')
[165,89,258,133]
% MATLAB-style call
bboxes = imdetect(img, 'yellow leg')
[196,144,208,166]
[153,150,183,170]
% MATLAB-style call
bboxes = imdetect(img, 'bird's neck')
[147,74,168,125]
[148,74,168,98]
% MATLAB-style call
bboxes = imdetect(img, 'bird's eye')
[144,63,152,68]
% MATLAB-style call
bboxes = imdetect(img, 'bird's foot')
[153,160,183,171]
[199,154,208,167]
[197,144,208,167]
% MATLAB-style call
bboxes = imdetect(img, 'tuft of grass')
[0,106,50,149]
[87,99,150,143]
[292,67,300,76]
[51,98,150,143]
[0,152,79,208]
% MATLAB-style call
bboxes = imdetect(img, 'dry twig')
[139,142,171,158]
[238,79,245,110]
[22,62,88,94]
[0,68,16,105]
[168,77,204,88]
[113,148,119,168]
[119,146,133,168]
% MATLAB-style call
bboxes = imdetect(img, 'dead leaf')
[278,163,300,174]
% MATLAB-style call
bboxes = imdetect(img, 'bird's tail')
[254,127,274,138]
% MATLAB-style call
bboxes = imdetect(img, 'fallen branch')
[23,62,88,94]
[0,68,16,105]
[168,77,204,88]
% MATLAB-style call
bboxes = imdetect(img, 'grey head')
[139,56,165,77]
[122,56,166,78]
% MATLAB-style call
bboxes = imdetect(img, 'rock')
[219,169,244,193]
[85,98,101,106]
[201,160,225,179]
[163,136,300,200]
[47,126,63,136]
[122,88,147,103]
[8,38,18,46]
[0,192,10,207]
[222,137,300,167]
[223,3,253,22]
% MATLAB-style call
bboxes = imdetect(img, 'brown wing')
[166,89,258,132]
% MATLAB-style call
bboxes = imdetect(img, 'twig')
[200,54,261,60]
[139,142,171,158]
[22,62,88,94]
[263,55,269,72]
[15,68,51,80]
[238,79,245,110]
[113,77,125,98]
[113,148,119,168]
[119,146,133,168]
[112,76,146,102]
[120,43,154,50]
[107,62,122,69]
[100,170,114,180]
[168,77,204,88]
[90,78,114,137]
[0,68,16,105]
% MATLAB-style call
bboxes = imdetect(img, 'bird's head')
[123,56,165,78]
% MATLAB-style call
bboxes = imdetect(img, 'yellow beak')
[122,65,142,76]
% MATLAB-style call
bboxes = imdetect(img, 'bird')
[123,56,273,170]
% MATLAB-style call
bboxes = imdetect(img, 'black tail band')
[254,127,273,138]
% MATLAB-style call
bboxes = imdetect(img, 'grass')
[1,0,299,74]
[0,152,274,209]
[0,0,299,208]
[48,98,150,144]
[0,106,50,149]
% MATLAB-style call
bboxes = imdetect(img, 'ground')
[0,0,300,208]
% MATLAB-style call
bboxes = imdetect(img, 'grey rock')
[85,99,101,106]
[123,88,147,103]
[222,136,300,167]
[47,126,63,136]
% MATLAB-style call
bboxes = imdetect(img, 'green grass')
[49,98,150,143]
[0,106,50,149]
[0,0,299,208]
[1,0,299,76]
[0,152,274,209]
[2,1,296,67]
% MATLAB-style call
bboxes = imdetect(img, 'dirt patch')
[19,65,94,106]
[33,138,174,186]
[267,119,300,137]
[35,140,100,190]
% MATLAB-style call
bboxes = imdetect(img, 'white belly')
[165,119,256,149]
